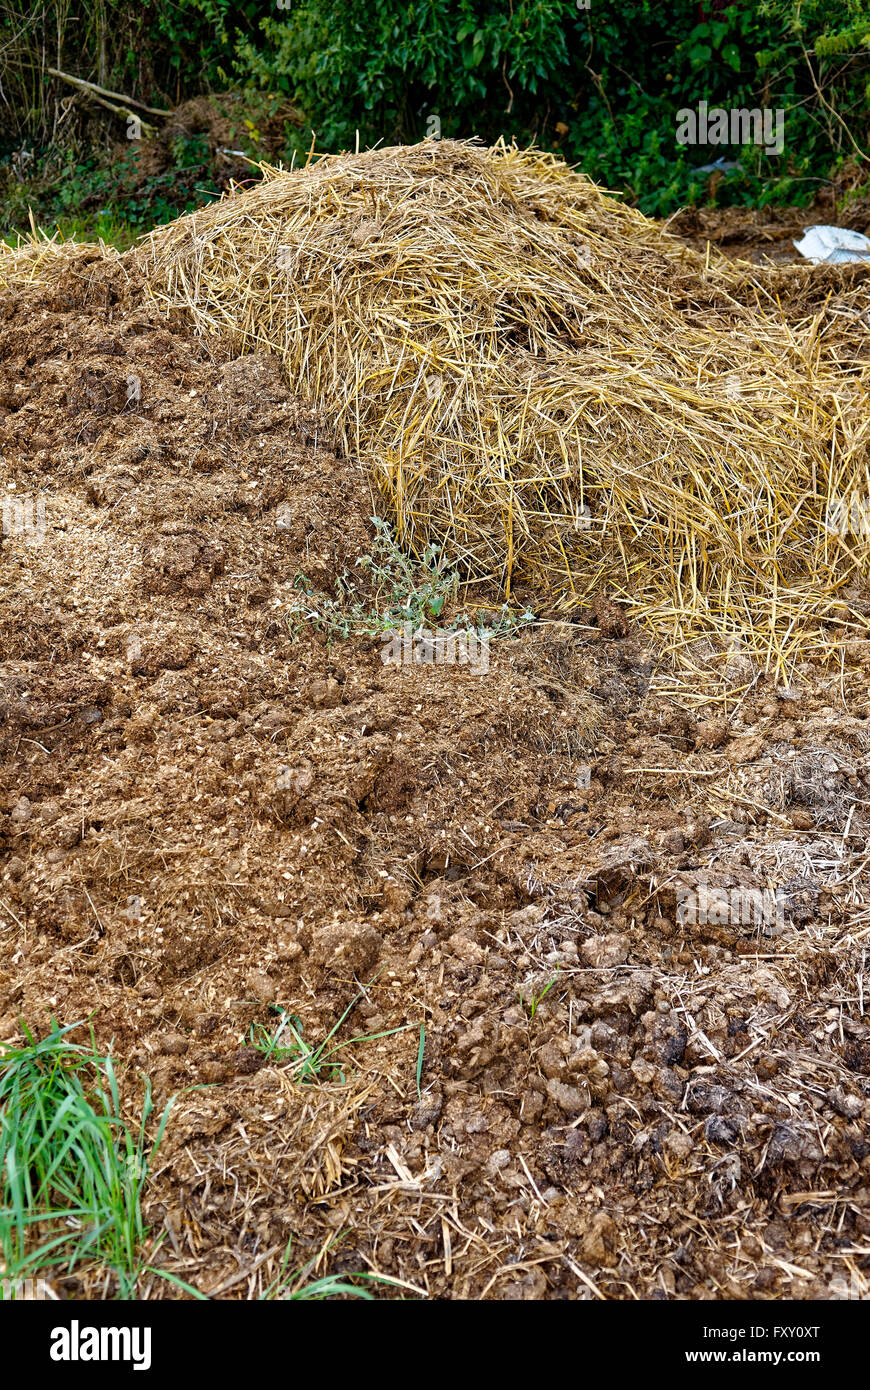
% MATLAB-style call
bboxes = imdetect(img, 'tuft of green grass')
[2,215,139,253]
[54,215,141,252]
[519,973,560,1021]
[284,1274,380,1300]
[248,987,412,1084]
[259,1237,407,1301]
[0,1021,173,1298]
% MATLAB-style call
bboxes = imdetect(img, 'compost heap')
[1,149,870,1304]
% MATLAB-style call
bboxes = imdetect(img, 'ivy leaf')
[722,43,741,71]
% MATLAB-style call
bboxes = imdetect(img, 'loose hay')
[128,139,867,669]
[0,234,121,292]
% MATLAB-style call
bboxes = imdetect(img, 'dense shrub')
[1,1,868,215]
[228,0,870,211]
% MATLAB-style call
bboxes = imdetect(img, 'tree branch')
[46,66,171,118]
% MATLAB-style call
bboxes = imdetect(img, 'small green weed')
[286,515,534,646]
[248,987,412,1084]
[519,974,560,1021]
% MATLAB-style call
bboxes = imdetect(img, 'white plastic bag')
[793,225,870,265]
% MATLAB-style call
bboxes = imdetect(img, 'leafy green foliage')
[1,139,223,247]
[1,3,868,229]
[226,0,868,212]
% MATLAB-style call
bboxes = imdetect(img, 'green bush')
[0,1,264,149]
[1,2,868,217]
[227,0,869,212]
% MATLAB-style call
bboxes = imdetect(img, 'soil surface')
[1,236,869,1301]
[669,167,870,266]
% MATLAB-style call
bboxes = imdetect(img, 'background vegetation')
[0,0,868,239]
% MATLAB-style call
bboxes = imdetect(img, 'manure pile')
[3,165,870,1305]
[136,139,869,669]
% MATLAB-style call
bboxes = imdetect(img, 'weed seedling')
[249,986,412,1083]
[415,1024,426,1099]
[519,973,559,1021]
